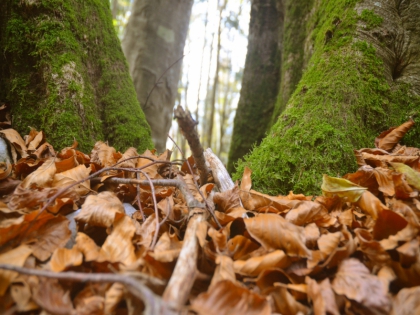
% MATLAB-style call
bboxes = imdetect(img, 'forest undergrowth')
[0,103,419,314]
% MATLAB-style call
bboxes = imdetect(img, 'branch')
[174,105,210,185]
[0,264,173,315]
[162,209,208,309]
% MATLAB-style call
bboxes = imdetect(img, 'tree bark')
[122,0,194,153]
[0,0,153,153]
[234,0,420,195]
[227,0,284,173]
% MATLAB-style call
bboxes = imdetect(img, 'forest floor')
[0,104,419,314]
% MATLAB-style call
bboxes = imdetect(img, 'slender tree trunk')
[234,0,420,195]
[122,0,194,153]
[218,62,232,157]
[202,26,216,147]
[195,0,211,121]
[207,0,227,149]
[227,0,284,173]
[0,0,152,152]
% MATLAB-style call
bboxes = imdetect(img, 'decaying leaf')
[191,280,271,315]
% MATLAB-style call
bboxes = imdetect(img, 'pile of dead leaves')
[1,118,420,315]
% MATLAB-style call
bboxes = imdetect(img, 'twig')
[162,210,208,309]
[0,264,173,315]
[174,105,209,186]
[168,134,222,229]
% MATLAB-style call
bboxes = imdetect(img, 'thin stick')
[0,264,172,315]
[174,105,209,185]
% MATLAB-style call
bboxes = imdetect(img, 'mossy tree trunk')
[122,0,194,153]
[234,0,420,195]
[0,0,153,153]
[227,0,284,174]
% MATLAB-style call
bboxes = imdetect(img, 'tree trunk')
[227,0,284,173]
[234,0,420,195]
[0,0,153,153]
[206,0,227,150]
[122,0,194,153]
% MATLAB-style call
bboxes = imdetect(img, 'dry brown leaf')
[10,278,39,312]
[270,286,309,315]
[191,280,271,315]
[210,255,237,289]
[52,164,91,195]
[136,149,162,180]
[31,278,74,315]
[240,166,252,191]
[306,277,340,315]
[391,286,420,315]
[21,158,56,189]
[49,247,83,272]
[150,232,182,263]
[344,165,395,197]
[396,238,419,267]
[75,232,100,262]
[55,155,79,173]
[332,258,391,313]
[233,250,290,276]
[355,190,389,220]
[285,201,336,227]
[0,245,32,296]
[393,173,417,199]
[213,185,242,213]
[354,229,390,265]
[0,128,28,159]
[99,215,137,265]
[26,214,72,261]
[377,118,414,151]
[26,130,45,151]
[304,223,320,248]
[362,152,419,169]
[318,232,342,257]
[75,191,125,228]
[373,209,408,240]
[208,227,227,251]
[244,214,311,257]
[117,147,138,169]
[104,282,125,315]
[227,235,260,260]
[91,141,118,167]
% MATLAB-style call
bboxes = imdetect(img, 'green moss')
[1,0,152,153]
[233,0,420,196]
[360,9,383,29]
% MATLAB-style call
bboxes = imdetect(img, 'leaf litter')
[0,116,420,314]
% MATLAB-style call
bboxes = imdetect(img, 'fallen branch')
[162,209,208,310]
[0,264,173,315]
[174,105,209,185]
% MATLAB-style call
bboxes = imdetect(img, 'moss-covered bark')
[0,0,153,152]
[227,0,283,174]
[270,0,314,124]
[234,0,420,195]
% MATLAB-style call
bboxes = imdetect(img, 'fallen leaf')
[244,214,311,257]
[0,245,32,296]
[98,215,137,266]
[332,258,391,314]
[377,118,414,151]
[75,191,125,228]
[233,250,290,276]
[50,247,83,272]
[321,174,367,202]
[191,280,271,315]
